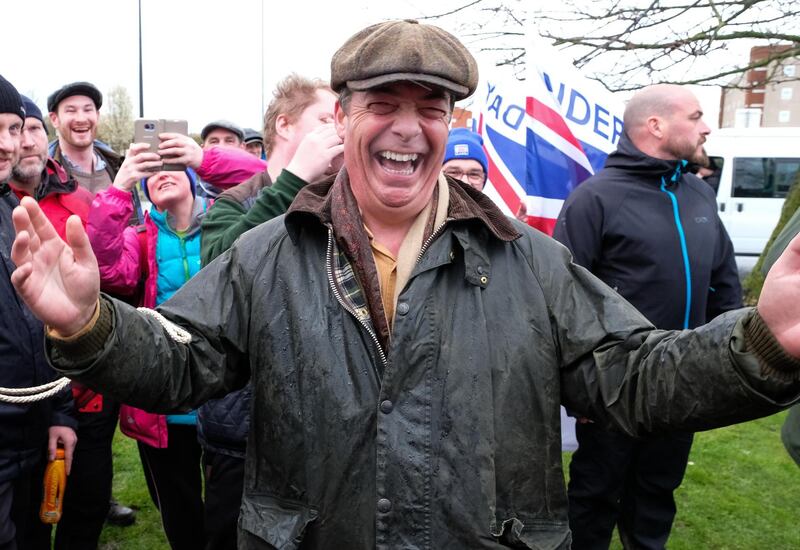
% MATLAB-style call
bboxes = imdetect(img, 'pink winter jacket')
[88,147,266,448]
[196,145,267,190]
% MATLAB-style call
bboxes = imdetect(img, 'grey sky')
[3,0,726,135]
[3,0,477,133]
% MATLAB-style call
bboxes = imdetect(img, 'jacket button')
[480,276,488,285]
[377,498,392,513]
[380,400,393,414]
[396,302,409,315]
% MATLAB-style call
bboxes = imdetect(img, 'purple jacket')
[88,147,265,447]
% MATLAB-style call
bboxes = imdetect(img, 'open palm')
[11,197,100,336]
[758,232,800,358]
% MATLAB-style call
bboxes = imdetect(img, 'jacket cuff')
[745,310,800,381]
[278,168,308,190]
[48,297,114,364]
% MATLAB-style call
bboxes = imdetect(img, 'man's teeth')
[379,151,418,162]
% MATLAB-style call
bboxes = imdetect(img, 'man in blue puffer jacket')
[554,84,743,550]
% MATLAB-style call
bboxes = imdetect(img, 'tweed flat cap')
[331,19,478,100]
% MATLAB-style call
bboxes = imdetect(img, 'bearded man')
[554,84,743,550]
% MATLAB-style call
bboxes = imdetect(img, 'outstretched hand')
[758,232,800,358]
[11,197,100,337]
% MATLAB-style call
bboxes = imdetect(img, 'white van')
[704,127,800,275]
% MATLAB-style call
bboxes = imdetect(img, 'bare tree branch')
[430,0,800,91]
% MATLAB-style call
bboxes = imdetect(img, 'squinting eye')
[368,102,397,115]
[420,107,447,119]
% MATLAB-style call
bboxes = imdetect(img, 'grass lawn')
[98,431,168,550]
[99,412,798,549]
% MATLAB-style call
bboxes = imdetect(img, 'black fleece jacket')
[553,133,742,330]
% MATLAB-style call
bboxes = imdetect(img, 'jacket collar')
[605,132,690,184]
[286,169,521,243]
[36,158,76,199]
[4,158,76,201]
[149,197,207,237]
[49,140,123,174]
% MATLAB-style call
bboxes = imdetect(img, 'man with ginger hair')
[554,84,742,549]
[200,73,342,260]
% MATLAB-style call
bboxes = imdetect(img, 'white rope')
[0,377,71,404]
[137,307,193,344]
[0,309,190,404]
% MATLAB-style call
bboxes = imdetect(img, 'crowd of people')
[1,18,799,550]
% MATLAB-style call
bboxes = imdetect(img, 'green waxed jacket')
[48,175,800,549]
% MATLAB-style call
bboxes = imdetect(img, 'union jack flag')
[477,62,625,235]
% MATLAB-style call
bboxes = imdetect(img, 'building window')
[779,110,791,123]
[734,108,762,128]
[733,158,800,199]
[784,65,796,78]
[781,87,793,100]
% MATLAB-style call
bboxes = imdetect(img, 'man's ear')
[334,101,346,140]
[275,113,291,141]
[646,115,665,139]
[48,112,60,131]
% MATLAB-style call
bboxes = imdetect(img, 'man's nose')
[0,131,15,154]
[391,106,422,141]
[20,131,34,148]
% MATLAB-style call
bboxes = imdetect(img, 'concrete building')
[719,45,800,128]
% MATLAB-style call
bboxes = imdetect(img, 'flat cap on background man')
[201,120,244,142]
[47,81,103,113]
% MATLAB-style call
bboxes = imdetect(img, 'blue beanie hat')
[443,128,488,175]
[20,95,45,126]
[141,167,197,202]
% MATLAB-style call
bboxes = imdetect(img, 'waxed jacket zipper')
[416,219,451,264]
[326,220,452,381]
[325,229,387,381]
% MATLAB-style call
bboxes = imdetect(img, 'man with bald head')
[554,84,742,549]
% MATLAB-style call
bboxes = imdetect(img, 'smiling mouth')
[376,150,420,176]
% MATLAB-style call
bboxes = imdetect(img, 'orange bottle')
[40,448,67,524]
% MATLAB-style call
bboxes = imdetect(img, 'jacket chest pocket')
[239,494,318,549]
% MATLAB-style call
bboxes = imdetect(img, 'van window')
[732,157,800,199]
